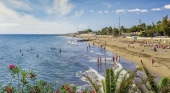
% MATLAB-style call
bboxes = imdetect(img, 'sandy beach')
[77,35,170,78]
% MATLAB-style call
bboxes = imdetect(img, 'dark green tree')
[160,15,170,36]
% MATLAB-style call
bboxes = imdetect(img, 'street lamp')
[119,17,120,37]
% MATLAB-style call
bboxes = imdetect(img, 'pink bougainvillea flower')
[4,86,11,93]
[90,90,95,93]
[69,89,73,93]
[65,86,70,90]
[55,90,59,93]
[9,64,15,69]
[29,74,35,78]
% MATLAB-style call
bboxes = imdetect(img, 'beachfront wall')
[126,36,170,40]
[79,34,96,36]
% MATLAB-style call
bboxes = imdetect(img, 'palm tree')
[85,67,148,93]
[85,61,170,93]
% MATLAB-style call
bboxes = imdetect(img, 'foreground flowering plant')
[0,64,95,93]
[56,84,95,93]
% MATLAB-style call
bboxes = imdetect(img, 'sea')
[0,34,137,90]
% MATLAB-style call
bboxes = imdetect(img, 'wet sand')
[77,35,170,78]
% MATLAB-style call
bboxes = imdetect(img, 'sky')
[0,0,170,34]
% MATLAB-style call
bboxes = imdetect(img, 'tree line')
[84,15,170,37]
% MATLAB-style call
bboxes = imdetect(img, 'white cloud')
[104,11,109,13]
[45,0,75,16]
[90,10,93,12]
[164,4,170,9]
[1,0,33,12]
[1,0,75,17]
[75,10,84,17]
[103,3,112,8]
[151,8,161,11]
[98,11,102,14]
[128,8,148,12]
[0,23,21,27]
[0,2,80,34]
[115,9,126,13]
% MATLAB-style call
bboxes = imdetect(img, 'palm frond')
[84,75,101,93]
[160,85,170,93]
[158,77,170,92]
[101,79,106,92]
[115,71,130,93]
[115,68,124,83]
[132,77,150,93]
[141,62,159,92]
[105,68,110,93]
[109,68,116,93]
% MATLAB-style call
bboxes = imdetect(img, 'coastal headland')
[77,35,170,78]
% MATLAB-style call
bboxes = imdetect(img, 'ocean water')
[0,34,137,89]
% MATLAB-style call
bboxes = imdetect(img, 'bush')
[0,64,95,93]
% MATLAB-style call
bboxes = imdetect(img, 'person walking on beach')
[118,56,120,62]
[151,58,154,66]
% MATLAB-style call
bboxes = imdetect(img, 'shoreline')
[76,35,170,78]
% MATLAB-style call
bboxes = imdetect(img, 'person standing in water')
[99,57,102,66]
[104,58,106,66]
[118,56,120,62]
[59,49,61,53]
[97,57,100,68]
[112,56,115,62]
[97,57,99,64]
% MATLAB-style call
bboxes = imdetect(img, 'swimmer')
[59,49,61,53]
[37,54,39,57]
